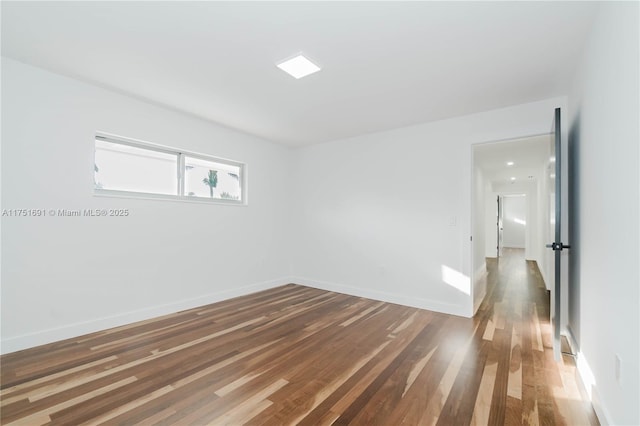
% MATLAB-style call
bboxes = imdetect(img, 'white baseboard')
[292,277,470,318]
[591,386,613,426]
[0,277,290,355]
[563,326,578,355]
[574,349,613,426]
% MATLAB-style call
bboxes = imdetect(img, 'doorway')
[500,194,527,253]
[471,134,553,313]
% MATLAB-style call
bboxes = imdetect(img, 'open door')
[546,107,570,360]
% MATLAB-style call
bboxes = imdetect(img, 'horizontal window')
[94,134,245,204]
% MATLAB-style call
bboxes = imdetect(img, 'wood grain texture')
[1,249,598,425]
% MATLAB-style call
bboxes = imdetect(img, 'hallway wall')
[501,195,526,248]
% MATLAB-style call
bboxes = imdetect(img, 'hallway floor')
[475,248,598,425]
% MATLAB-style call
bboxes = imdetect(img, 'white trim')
[574,350,613,426]
[94,189,247,206]
[292,277,471,318]
[95,132,243,167]
[563,326,578,355]
[591,386,612,426]
[0,277,290,355]
[178,152,186,196]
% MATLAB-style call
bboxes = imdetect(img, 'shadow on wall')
[568,110,581,347]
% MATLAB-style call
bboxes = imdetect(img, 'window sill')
[93,189,247,206]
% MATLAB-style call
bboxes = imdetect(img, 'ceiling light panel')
[276,54,321,79]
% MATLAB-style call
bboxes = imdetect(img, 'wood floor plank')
[470,358,497,425]
[431,315,484,425]
[383,317,454,425]
[487,326,514,425]
[0,250,598,425]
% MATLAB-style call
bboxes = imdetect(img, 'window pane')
[184,156,242,201]
[95,140,178,195]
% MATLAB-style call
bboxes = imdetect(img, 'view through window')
[94,135,244,203]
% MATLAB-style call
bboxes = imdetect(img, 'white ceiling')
[474,134,552,186]
[1,2,597,147]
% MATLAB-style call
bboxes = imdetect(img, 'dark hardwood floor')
[0,249,598,425]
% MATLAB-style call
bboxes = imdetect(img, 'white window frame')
[94,132,246,205]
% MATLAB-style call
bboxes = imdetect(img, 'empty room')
[1,2,638,425]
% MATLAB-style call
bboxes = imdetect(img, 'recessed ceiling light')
[510,177,516,181]
[507,161,514,166]
[276,54,321,79]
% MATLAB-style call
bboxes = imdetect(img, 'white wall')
[472,166,487,312]
[537,158,553,290]
[568,2,639,425]
[291,96,567,318]
[1,58,292,353]
[501,195,526,248]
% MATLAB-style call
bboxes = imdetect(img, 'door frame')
[497,195,501,258]
[470,131,561,320]
[499,193,528,254]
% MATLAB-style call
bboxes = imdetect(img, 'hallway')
[474,248,598,424]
